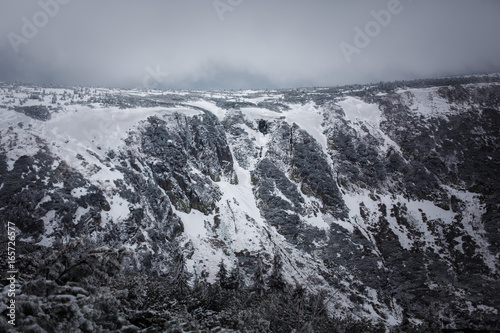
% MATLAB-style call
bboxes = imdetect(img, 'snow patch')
[71,187,88,198]
[104,194,131,222]
[37,210,56,247]
[337,97,382,125]
[285,102,328,154]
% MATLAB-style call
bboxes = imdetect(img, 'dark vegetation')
[0,239,441,333]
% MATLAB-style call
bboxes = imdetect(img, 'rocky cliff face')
[0,76,499,332]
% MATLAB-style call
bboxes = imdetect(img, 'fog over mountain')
[1,0,500,89]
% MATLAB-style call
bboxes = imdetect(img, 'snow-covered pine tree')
[216,259,229,288]
[268,249,286,292]
[227,262,242,290]
[252,256,266,296]
[170,250,190,294]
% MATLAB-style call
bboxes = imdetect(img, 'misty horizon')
[1,0,500,90]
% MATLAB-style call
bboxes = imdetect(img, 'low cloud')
[1,0,499,89]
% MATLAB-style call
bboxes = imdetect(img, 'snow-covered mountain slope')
[0,76,499,332]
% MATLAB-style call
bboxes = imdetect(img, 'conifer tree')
[170,250,190,294]
[268,249,286,291]
[227,262,242,290]
[253,256,266,296]
[216,259,229,288]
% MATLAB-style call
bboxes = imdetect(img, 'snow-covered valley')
[0,76,499,332]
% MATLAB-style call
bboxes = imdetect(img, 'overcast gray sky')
[1,0,499,90]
